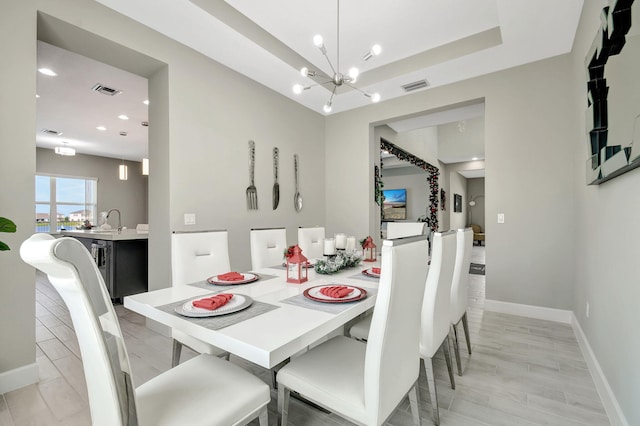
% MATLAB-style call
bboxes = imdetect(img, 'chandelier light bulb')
[348,67,359,81]
[313,34,324,47]
[371,93,381,103]
[300,67,309,77]
[293,84,303,95]
[371,44,382,56]
[323,102,332,113]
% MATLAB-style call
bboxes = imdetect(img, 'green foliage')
[314,251,362,275]
[0,217,16,251]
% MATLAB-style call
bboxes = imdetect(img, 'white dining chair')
[20,233,270,426]
[277,236,429,426]
[171,230,231,366]
[347,231,457,425]
[450,228,474,375]
[421,230,457,425]
[250,227,287,270]
[297,226,325,259]
[386,222,426,239]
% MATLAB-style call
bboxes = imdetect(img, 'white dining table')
[123,262,381,369]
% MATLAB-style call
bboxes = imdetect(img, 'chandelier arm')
[320,50,337,76]
[328,84,337,104]
[344,82,368,96]
[308,79,334,89]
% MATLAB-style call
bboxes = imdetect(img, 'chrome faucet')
[106,208,122,232]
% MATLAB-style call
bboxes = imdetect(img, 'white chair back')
[420,231,457,358]
[364,236,429,423]
[386,222,426,240]
[20,234,136,425]
[171,230,230,286]
[297,226,325,259]
[451,228,473,323]
[250,227,287,270]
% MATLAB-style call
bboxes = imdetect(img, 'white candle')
[345,236,356,251]
[323,238,336,255]
[335,233,347,250]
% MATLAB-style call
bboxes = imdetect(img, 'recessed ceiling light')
[38,68,57,76]
[118,114,129,120]
[96,126,107,131]
[143,99,149,105]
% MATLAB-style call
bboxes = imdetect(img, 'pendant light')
[119,161,128,180]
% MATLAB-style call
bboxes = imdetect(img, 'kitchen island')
[61,229,148,301]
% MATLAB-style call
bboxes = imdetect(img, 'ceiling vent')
[401,79,429,92]
[91,83,122,96]
[40,129,62,136]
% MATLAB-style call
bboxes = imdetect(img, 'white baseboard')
[0,363,39,394]
[484,299,573,323]
[571,314,628,426]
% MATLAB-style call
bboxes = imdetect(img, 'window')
[35,175,98,232]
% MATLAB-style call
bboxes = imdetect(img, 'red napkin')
[319,285,354,299]
[192,293,234,310]
[372,267,381,274]
[217,272,245,281]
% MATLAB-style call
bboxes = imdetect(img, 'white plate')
[308,286,361,301]
[362,268,380,278]
[175,294,253,317]
[207,272,259,285]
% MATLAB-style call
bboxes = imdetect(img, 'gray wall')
[448,171,467,231]
[326,59,575,310]
[0,0,325,387]
[467,177,485,230]
[571,1,640,423]
[36,148,148,229]
[0,1,37,387]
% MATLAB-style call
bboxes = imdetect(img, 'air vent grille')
[41,129,62,135]
[401,79,429,92]
[91,83,122,96]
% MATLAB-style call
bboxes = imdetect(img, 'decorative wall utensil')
[294,154,303,212]
[272,147,280,210]
[246,140,258,210]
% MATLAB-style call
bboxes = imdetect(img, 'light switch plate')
[497,213,505,223]
[184,213,196,225]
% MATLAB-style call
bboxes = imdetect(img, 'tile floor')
[0,246,611,425]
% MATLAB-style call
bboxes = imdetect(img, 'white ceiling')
[36,0,584,161]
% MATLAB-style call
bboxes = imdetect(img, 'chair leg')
[258,406,268,426]
[422,357,439,426]
[408,382,422,426]
[451,323,463,376]
[278,385,290,426]
[461,311,472,355]
[442,336,456,390]
[171,339,182,367]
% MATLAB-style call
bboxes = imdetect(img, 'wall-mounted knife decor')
[273,147,280,210]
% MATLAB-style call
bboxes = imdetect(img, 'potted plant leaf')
[0,217,17,251]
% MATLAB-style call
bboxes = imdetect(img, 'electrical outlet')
[497,213,505,223]
[184,213,196,225]
[586,302,590,318]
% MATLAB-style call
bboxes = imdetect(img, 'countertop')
[60,229,149,241]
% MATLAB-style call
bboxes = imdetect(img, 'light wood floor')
[1,247,611,425]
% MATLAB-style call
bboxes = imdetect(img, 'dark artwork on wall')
[454,193,462,212]
[585,0,640,184]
